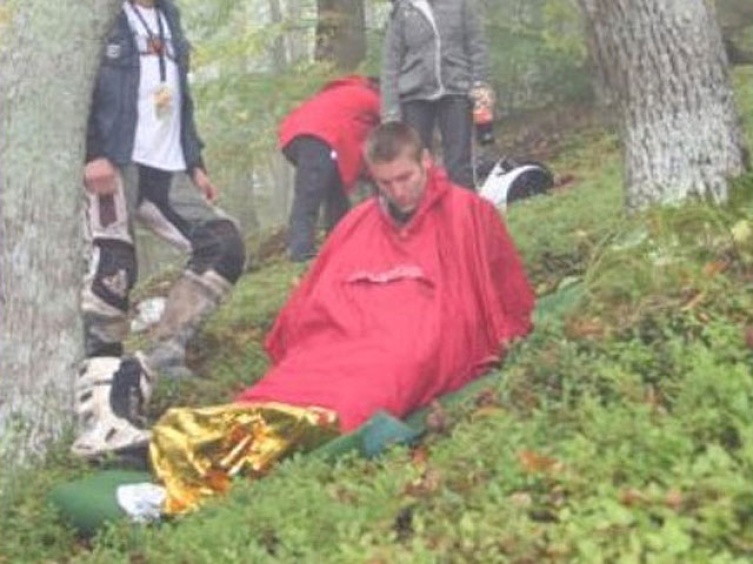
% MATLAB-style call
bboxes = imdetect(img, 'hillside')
[1,67,753,563]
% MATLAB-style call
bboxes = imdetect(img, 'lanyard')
[129,1,167,82]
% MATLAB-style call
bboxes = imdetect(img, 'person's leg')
[323,175,350,234]
[74,166,152,458]
[135,166,246,378]
[436,95,475,189]
[81,166,139,359]
[286,136,340,262]
[401,100,437,154]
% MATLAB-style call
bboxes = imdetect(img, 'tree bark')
[285,0,311,65]
[315,0,366,71]
[0,0,121,461]
[577,0,749,209]
[268,0,288,72]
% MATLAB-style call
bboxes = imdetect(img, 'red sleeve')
[480,201,535,344]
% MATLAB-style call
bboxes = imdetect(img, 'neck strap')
[128,0,167,82]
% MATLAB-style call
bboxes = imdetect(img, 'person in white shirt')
[74,0,246,458]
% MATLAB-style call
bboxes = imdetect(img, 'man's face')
[369,149,430,214]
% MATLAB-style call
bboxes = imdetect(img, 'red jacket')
[238,167,535,431]
[278,75,380,192]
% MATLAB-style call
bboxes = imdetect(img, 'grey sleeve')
[464,0,491,86]
[380,9,403,122]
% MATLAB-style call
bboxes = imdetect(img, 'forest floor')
[1,67,753,563]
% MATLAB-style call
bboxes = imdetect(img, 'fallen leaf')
[475,388,501,408]
[205,468,232,493]
[702,260,729,277]
[404,468,442,497]
[619,488,648,507]
[410,445,430,468]
[681,291,706,311]
[665,489,684,510]
[564,316,606,340]
[555,173,576,188]
[518,449,563,475]
[509,491,533,508]
[425,400,450,434]
[129,552,148,564]
[470,406,505,421]
[744,326,753,350]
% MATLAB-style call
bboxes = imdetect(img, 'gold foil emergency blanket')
[150,402,339,515]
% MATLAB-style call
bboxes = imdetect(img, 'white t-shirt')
[124,1,186,171]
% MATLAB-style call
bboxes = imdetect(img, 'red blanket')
[237,168,534,431]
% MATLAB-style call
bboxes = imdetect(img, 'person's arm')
[85,95,104,165]
[83,53,119,196]
[83,158,118,196]
[481,201,535,344]
[464,0,491,88]
[380,5,404,122]
[168,1,216,201]
[181,81,206,173]
[182,74,217,201]
[191,166,218,202]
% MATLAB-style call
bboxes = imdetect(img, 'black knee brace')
[189,220,246,283]
[91,239,138,312]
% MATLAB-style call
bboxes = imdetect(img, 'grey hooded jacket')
[380,0,491,121]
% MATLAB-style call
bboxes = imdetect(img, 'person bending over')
[278,75,380,262]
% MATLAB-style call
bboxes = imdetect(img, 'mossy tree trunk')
[0,0,121,461]
[578,0,749,210]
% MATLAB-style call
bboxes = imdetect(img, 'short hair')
[364,122,425,165]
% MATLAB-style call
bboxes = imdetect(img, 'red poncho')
[237,168,534,431]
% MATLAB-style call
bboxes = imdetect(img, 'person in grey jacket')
[73,0,246,458]
[380,0,492,189]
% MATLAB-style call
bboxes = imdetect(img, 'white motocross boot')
[70,354,154,458]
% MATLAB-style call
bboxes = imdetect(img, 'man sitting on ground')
[149,122,536,513]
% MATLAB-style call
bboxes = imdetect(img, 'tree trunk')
[285,0,311,64]
[315,0,366,71]
[0,0,121,461]
[268,0,288,72]
[577,0,749,209]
